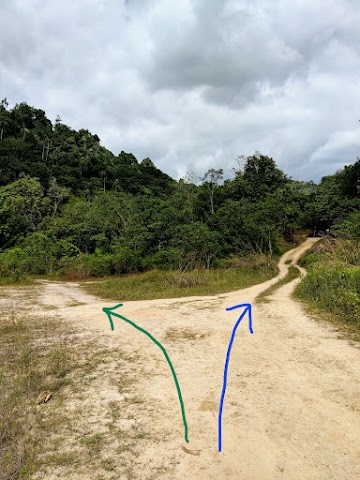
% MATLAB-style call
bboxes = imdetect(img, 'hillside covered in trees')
[0,100,359,279]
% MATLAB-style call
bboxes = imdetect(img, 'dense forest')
[0,99,359,279]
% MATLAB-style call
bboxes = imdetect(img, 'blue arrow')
[218,303,253,452]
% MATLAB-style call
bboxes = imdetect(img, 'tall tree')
[47,177,71,218]
[0,98,9,142]
[241,152,288,198]
[201,168,223,214]
[0,177,46,249]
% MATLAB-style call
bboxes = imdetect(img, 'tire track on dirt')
[2,237,360,479]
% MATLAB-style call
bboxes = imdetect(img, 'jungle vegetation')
[0,99,359,326]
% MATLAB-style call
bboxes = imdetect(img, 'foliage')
[256,266,301,303]
[0,314,72,478]
[82,258,277,301]
[0,100,359,279]
[235,152,289,199]
[296,240,360,326]
[0,177,47,248]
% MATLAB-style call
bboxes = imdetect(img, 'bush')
[150,248,184,270]
[110,244,146,274]
[0,247,31,279]
[60,255,109,279]
[218,253,275,271]
[83,254,115,277]
[296,263,360,323]
[60,250,145,279]
[0,234,80,277]
[164,269,209,288]
[336,211,360,239]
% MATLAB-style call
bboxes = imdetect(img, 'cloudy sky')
[1,0,360,182]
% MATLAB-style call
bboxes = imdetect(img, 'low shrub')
[0,314,72,478]
[296,262,360,324]
[164,269,209,288]
[218,253,274,270]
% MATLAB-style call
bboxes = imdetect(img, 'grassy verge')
[81,261,278,301]
[256,266,301,303]
[294,239,360,337]
[0,275,36,286]
[0,307,164,478]
[0,312,73,478]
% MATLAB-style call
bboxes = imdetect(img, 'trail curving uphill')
[2,238,360,479]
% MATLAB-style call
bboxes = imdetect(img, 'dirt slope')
[2,237,360,479]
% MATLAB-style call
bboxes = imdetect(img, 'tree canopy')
[0,100,359,278]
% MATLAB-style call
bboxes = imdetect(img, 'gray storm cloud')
[0,0,359,182]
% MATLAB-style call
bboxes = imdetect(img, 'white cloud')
[310,129,360,165]
[1,0,360,182]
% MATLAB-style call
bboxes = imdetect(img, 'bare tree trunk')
[45,139,50,162]
[210,191,214,214]
[268,230,273,256]
[206,254,211,269]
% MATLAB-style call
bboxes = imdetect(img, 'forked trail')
[2,237,360,479]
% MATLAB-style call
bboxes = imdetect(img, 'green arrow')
[102,304,189,443]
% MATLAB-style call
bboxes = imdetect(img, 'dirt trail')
[2,237,360,479]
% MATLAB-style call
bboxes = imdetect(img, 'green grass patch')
[81,262,278,301]
[0,274,36,286]
[295,263,360,322]
[256,266,301,303]
[294,239,360,334]
[0,313,73,478]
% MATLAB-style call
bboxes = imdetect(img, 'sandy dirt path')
[2,237,360,479]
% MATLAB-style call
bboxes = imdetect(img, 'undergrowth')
[0,313,72,479]
[295,239,360,331]
[256,266,301,303]
[0,308,152,479]
[81,258,278,301]
[0,275,35,286]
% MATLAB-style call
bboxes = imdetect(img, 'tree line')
[0,100,359,278]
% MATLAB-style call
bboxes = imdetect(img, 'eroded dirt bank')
[1,237,360,479]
